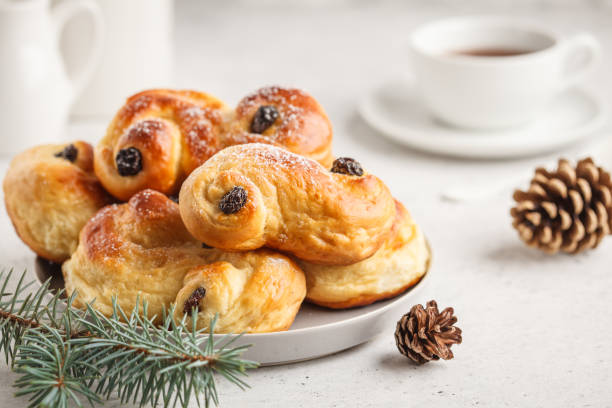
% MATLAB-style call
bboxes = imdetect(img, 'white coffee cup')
[409,17,601,129]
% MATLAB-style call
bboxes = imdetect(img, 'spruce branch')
[0,269,258,408]
[0,269,65,366]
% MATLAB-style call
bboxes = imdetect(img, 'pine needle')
[0,270,258,408]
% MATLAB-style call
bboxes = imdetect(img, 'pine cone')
[394,300,462,365]
[511,158,612,254]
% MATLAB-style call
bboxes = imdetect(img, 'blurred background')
[6,0,612,156]
[40,0,612,204]
[2,1,612,405]
[2,0,607,238]
[50,0,612,116]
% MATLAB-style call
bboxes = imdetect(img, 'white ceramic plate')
[215,273,429,366]
[34,258,429,366]
[359,77,608,159]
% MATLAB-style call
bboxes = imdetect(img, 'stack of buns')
[3,86,429,333]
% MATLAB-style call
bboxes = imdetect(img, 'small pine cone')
[394,300,462,365]
[511,158,612,254]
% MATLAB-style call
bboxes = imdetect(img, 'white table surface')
[1,1,612,407]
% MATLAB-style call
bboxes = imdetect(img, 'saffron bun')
[225,86,334,168]
[62,189,305,333]
[174,249,306,333]
[178,143,396,265]
[297,201,430,309]
[3,141,112,262]
[94,87,334,201]
[94,89,231,201]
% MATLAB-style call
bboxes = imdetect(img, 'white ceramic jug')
[0,0,103,155]
[61,0,173,118]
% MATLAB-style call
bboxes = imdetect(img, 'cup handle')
[560,33,601,88]
[52,0,105,105]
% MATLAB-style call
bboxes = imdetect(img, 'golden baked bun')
[3,141,112,262]
[94,89,231,201]
[297,201,430,309]
[179,143,396,265]
[174,249,305,333]
[95,87,334,201]
[63,189,306,333]
[226,86,334,167]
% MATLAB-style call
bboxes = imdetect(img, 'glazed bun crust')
[95,87,334,202]
[63,189,209,319]
[63,189,306,333]
[227,86,334,167]
[179,143,395,265]
[95,89,231,201]
[174,249,306,333]
[3,141,111,262]
[298,201,430,309]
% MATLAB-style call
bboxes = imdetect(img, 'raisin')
[250,105,279,134]
[183,287,206,314]
[54,144,78,162]
[201,242,213,249]
[115,147,143,176]
[331,157,364,176]
[218,186,248,214]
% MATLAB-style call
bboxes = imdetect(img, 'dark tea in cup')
[451,48,534,57]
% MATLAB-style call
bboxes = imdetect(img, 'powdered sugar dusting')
[176,104,224,161]
[129,119,164,136]
[178,105,222,125]
[241,85,309,101]
[83,204,124,261]
[219,143,326,188]
[182,106,206,118]
[239,86,310,140]
[125,94,153,115]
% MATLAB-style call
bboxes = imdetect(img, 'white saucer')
[358,77,608,159]
[34,257,430,366]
